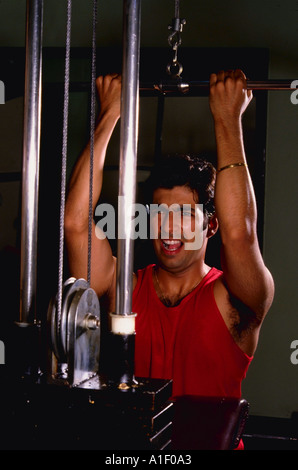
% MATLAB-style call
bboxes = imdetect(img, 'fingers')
[209,72,219,87]
[234,69,253,99]
[96,73,121,92]
[209,69,253,120]
[209,69,253,100]
[94,73,122,119]
[234,69,246,81]
[109,73,120,79]
[96,73,121,81]
[210,69,245,85]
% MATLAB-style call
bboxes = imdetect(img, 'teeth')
[162,240,182,251]
[163,240,180,245]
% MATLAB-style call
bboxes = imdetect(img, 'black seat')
[171,395,250,450]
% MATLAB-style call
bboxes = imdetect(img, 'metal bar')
[140,79,296,95]
[246,80,295,90]
[19,0,43,325]
[43,78,296,96]
[115,0,141,316]
[154,94,165,162]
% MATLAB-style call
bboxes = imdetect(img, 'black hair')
[144,154,216,219]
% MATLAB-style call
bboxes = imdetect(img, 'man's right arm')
[64,74,121,298]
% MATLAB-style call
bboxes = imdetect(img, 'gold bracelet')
[217,162,247,173]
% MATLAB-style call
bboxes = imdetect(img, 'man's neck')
[153,263,210,307]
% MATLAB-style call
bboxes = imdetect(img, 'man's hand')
[209,70,252,125]
[96,73,122,121]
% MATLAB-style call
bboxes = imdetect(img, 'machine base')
[0,374,173,451]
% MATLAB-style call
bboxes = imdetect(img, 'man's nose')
[160,211,181,239]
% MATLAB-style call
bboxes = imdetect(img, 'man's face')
[150,185,208,274]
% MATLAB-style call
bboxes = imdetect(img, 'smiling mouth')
[161,239,183,254]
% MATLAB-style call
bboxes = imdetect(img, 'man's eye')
[181,211,193,217]
[151,208,167,216]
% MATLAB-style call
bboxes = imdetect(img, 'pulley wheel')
[67,286,101,386]
[48,277,89,362]
[60,278,89,359]
[47,277,75,362]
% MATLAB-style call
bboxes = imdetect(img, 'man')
[65,70,274,401]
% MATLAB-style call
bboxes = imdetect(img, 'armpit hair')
[228,293,262,340]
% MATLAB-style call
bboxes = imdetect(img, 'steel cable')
[57,0,72,333]
[87,0,98,285]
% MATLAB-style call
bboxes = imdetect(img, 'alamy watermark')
[94,198,205,250]
[290,340,298,364]
[0,80,4,104]
[290,80,298,104]
[0,340,4,364]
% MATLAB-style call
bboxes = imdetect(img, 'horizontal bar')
[246,80,296,90]
[141,79,296,95]
[42,78,297,98]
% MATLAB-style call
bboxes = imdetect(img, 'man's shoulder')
[133,263,155,290]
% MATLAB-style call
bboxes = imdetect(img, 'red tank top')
[132,264,252,399]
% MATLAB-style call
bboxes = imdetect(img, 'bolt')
[84,313,100,330]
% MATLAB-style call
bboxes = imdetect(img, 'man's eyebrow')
[150,204,196,213]
[179,205,196,213]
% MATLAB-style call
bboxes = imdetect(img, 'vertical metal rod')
[116,0,141,316]
[154,94,165,162]
[19,0,43,325]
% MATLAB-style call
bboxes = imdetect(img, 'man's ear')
[207,214,219,239]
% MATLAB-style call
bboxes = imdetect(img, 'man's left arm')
[209,70,274,327]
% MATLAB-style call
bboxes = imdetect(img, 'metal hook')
[166,61,183,78]
[166,11,186,78]
[167,17,186,48]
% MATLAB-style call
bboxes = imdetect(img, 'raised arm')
[64,74,121,297]
[209,70,274,350]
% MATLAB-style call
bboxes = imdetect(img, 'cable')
[167,0,186,78]
[87,0,98,286]
[57,0,72,332]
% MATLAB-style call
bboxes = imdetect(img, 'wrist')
[97,107,120,126]
[213,116,243,144]
[213,114,241,130]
